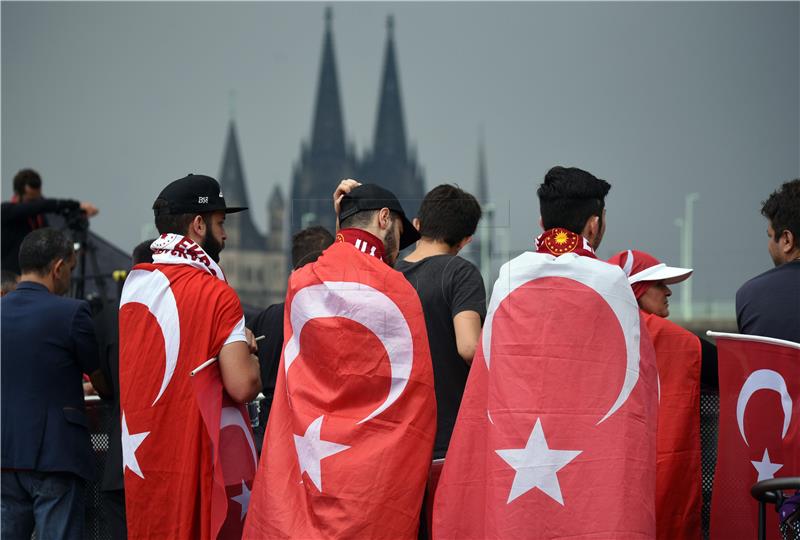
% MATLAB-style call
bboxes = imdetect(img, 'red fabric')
[191,362,258,540]
[119,263,245,539]
[433,251,658,539]
[534,228,597,258]
[643,313,702,540]
[243,242,436,539]
[710,335,800,540]
[335,227,386,262]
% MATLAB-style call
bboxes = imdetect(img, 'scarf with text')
[336,228,386,263]
[150,233,226,281]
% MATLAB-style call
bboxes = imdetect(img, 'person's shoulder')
[737,262,799,297]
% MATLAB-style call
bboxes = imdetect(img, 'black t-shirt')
[247,302,284,454]
[395,254,486,458]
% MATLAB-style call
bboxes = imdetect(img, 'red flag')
[119,260,248,539]
[191,361,258,540]
[709,332,800,540]
[433,251,658,539]
[642,312,702,540]
[243,242,436,539]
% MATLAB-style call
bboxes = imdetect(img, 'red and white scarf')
[150,234,226,281]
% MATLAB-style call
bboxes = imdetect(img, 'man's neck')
[404,238,457,262]
[19,273,54,293]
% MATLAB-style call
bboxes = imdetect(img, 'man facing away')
[118,174,261,539]
[394,184,485,459]
[1,228,107,539]
[433,166,658,539]
[736,178,800,343]
[244,183,436,539]
[248,225,334,453]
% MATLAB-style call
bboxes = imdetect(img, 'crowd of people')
[1,166,798,539]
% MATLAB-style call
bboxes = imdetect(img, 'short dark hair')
[132,239,156,265]
[1,271,19,295]
[339,209,380,231]
[761,179,800,242]
[153,198,198,236]
[537,166,611,234]
[18,228,74,276]
[417,184,482,246]
[13,169,42,197]
[292,226,334,269]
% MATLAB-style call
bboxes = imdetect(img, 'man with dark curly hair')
[736,178,800,342]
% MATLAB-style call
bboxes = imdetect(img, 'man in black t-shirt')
[248,226,333,453]
[393,185,485,459]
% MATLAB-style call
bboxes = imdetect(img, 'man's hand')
[245,327,258,354]
[79,202,99,217]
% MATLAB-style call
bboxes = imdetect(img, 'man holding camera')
[1,168,98,274]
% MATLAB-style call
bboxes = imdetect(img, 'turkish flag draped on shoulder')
[119,234,251,539]
[433,250,658,539]
[642,312,702,540]
[243,242,436,539]
[709,332,800,540]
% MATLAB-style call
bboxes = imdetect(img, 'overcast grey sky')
[2,2,798,310]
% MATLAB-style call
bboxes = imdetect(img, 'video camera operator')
[1,168,99,274]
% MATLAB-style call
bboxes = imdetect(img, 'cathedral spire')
[371,14,407,161]
[218,119,264,250]
[309,6,346,160]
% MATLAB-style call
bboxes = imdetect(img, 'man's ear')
[377,208,392,231]
[51,258,65,279]
[781,229,796,254]
[189,215,206,237]
[457,236,473,251]
[582,215,599,242]
[412,217,421,231]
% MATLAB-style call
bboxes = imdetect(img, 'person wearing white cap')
[608,249,692,317]
[609,248,713,540]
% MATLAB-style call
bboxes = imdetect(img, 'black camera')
[59,206,89,232]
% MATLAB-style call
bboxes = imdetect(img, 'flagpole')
[190,335,265,376]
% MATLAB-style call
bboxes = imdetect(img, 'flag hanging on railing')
[709,332,800,540]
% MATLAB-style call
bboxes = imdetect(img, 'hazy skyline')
[3,2,798,312]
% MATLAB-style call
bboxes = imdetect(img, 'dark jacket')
[1,198,80,274]
[1,282,100,480]
[736,259,800,343]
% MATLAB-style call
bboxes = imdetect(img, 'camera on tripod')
[59,206,89,233]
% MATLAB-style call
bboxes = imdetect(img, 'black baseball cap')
[339,183,420,249]
[153,174,247,216]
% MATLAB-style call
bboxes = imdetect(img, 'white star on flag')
[495,418,582,505]
[293,415,350,493]
[751,448,783,482]
[121,412,149,479]
[231,480,251,521]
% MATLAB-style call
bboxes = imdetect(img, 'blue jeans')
[1,470,85,540]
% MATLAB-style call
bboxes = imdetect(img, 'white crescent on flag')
[283,281,413,424]
[482,252,641,424]
[220,406,258,468]
[736,369,793,446]
[120,269,180,406]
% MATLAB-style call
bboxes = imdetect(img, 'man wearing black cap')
[244,183,436,538]
[118,174,261,539]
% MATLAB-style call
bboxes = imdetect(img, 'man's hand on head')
[333,179,361,232]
